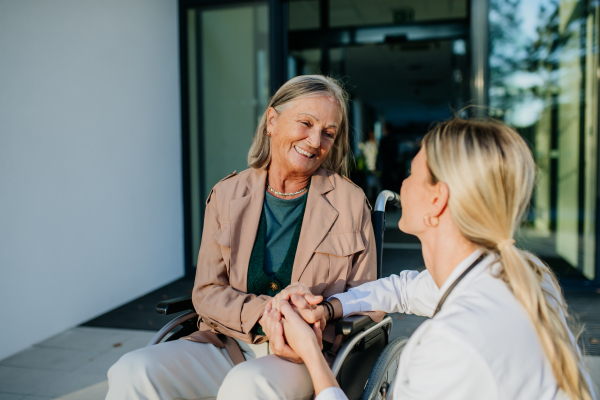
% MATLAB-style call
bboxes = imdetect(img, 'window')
[490,0,599,281]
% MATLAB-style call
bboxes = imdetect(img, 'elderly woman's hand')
[270,283,326,328]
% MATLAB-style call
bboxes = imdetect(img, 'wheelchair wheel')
[361,336,408,400]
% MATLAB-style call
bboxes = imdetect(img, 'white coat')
[319,249,596,400]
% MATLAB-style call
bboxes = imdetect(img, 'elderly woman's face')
[267,95,341,176]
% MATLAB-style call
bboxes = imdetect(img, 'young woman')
[262,117,596,400]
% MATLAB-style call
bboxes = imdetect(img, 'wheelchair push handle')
[373,190,400,280]
[374,190,401,212]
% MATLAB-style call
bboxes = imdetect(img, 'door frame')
[179,0,283,275]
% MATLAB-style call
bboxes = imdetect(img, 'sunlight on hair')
[423,117,594,400]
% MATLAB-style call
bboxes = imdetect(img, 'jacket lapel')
[229,168,267,292]
[292,168,338,282]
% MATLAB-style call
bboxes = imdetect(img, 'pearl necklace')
[267,184,307,196]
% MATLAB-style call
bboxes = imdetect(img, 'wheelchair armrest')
[155,296,195,315]
[335,314,376,336]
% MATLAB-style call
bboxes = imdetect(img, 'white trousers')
[106,338,314,400]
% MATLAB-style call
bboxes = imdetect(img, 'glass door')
[286,0,471,277]
[182,2,270,271]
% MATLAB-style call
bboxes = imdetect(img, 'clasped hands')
[259,283,327,363]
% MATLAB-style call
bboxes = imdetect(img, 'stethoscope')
[432,254,486,317]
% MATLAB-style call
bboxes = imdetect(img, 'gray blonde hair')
[248,75,350,176]
[423,118,593,400]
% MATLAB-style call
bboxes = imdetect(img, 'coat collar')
[228,168,267,291]
[292,168,338,282]
[228,167,338,290]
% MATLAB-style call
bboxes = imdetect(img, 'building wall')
[0,0,182,360]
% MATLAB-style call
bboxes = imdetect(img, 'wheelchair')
[147,190,406,400]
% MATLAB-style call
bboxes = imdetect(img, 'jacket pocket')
[309,232,366,294]
[314,231,365,257]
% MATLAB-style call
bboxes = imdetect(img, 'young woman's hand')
[266,294,326,331]
[280,299,341,396]
[270,283,322,311]
[259,306,303,363]
[288,293,327,331]
[278,299,324,365]
[270,284,326,327]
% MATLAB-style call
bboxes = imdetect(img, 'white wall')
[0,0,182,360]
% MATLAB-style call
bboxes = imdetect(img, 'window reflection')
[289,0,320,31]
[288,0,468,31]
[490,0,599,280]
[329,0,467,27]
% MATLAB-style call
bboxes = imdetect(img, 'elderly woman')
[105,75,376,400]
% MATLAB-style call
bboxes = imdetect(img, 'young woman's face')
[268,95,341,177]
[398,147,437,235]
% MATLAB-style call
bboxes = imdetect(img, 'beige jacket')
[190,167,376,345]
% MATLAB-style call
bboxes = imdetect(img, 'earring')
[267,131,271,136]
[423,214,439,228]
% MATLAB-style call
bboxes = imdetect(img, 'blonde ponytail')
[423,118,593,400]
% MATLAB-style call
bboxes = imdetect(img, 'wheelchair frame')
[148,190,403,400]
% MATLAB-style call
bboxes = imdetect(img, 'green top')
[244,185,332,348]
[263,191,307,278]
[246,185,309,336]
[246,186,309,298]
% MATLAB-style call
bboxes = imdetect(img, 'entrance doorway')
[180,0,473,274]
[179,0,600,287]
[286,0,470,270]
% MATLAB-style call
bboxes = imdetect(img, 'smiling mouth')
[294,145,315,158]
